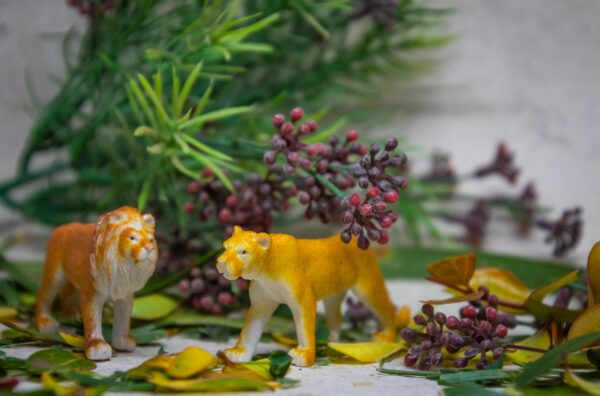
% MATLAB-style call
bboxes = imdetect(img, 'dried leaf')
[128,354,176,379]
[525,271,583,323]
[132,294,179,321]
[426,253,476,288]
[588,242,600,307]
[148,371,272,392]
[564,364,600,395]
[422,291,484,305]
[506,327,551,365]
[166,346,216,379]
[0,307,17,320]
[328,342,405,363]
[568,304,600,346]
[469,268,529,313]
[26,349,96,375]
[59,332,85,349]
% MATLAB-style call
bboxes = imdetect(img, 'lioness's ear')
[256,233,270,250]
[233,225,243,235]
[143,213,155,228]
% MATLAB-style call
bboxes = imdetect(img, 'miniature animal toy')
[35,206,158,361]
[217,226,396,367]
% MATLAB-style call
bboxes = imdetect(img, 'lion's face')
[96,206,157,267]
[216,226,270,280]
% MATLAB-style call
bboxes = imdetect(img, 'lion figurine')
[35,206,158,361]
[217,226,396,367]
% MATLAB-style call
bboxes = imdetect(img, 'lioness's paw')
[111,335,136,352]
[36,315,59,334]
[223,347,251,362]
[373,329,396,343]
[289,347,315,367]
[86,339,112,361]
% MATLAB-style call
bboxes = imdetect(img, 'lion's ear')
[233,225,243,235]
[108,210,127,225]
[143,213,155,228]
[255,233,271,250]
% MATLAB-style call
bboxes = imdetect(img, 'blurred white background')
[1,0,599,264]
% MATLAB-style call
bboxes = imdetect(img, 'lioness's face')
[216,226,270,280]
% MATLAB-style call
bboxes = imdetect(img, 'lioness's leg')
[323,291,346,341]
[35,263,66,334]
[81,291,111,361]
[289,291,316,367]
[352,262,396,342]
[224,284,278,362]
[112,294,136,352]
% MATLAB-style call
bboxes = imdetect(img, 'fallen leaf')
[128,354,176,378]
[568,304,600,346]
[328,342,405,363]
[469,268,529,313]
[41,371,107,396]
[59,332,85,349]
[132,294,179,321]
[0,307,17,321]
[588,242,600,307]
[166,346,216,379]
[268,350,291,378]
[272,333,297,347]
[525,271,583,323]
[148,371,272,392]
[427,253,476,288]
[564,364,600,395]
[506,327,551,365]
[421,291,484,305]
[27,349,96,375]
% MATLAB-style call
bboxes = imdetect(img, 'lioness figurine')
[35,206,157,361]
[217,226,396,367]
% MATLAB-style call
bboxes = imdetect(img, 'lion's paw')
[86,339,112,361]
[223,346,251,362]
[111,334,136,352]
[289,347,315,367]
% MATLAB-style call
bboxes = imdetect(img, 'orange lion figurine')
[35,206,158,361]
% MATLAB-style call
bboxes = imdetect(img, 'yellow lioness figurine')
[216,226,396,367]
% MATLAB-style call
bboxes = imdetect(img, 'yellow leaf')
[469,268,529,314]
[427,253,475,288]
[328,342,405,363]
[0,307,17,320]
[132,294,179,321]
[564,364,600,395]
[41,372,77,395]
[395,305,411,328]
[59,331,85,349]
[506,327,551,365]
[128,354,176,378]
[525,271,583,323]
[272,333,297,347]
[166,346,216,379]
[422,291,484,305]
[588,242,600,307]
[148,371,272,392]
[568,304,600,346]
[234,360,272,381]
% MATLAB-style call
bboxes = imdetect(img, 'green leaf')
[26,348,96,375]
[304,117,346,144]
[525,271,583,323]
[377,367,440,379]
[186,149,233,191]
[513,331,600,389]
[179,134,233,161]
[59,371,154,392]
[132,294,180,321]
[179,106,252,131]
[268,350,291,378]
[137,73,170,128]
[177,62,203,116]
[437,369,513,385]
[291,3,330,39]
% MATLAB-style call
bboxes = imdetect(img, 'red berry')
[380,217,393,229]
[272,113,285,128]
[446,315,460,329]
[373,201,387,213]
[280,122,294,134]
[306,144,320,156]
[384,190,399,203]
[495,324,508,338]
[201,168,213,178]
[263,151,276,164]
[358,145,369,155]
[218,292,234,306]
[218,208,231,222]
[366,187,381,199]
[184,201,195,214]
[298,124,310,135]
[307,120,317,132]
[178,279,190,293]
[200,295,214,310]
[225,195,237,208]
[462,305,477,318]
[287,151,300,164]
[349,193,362,206]
[211,305,223,316]
[378,231,389,244]
[485,307,498,323]
[187,181,201,195]
[346,130,359,141]
[290,107,304,122]
[359,204,372,216]
[236,279,249,291]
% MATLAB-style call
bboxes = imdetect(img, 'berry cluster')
[178,265,249,315]
[537,208,582,257]
[443,199,490,247]
[401,289,512,370]
[474,142,519,184]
